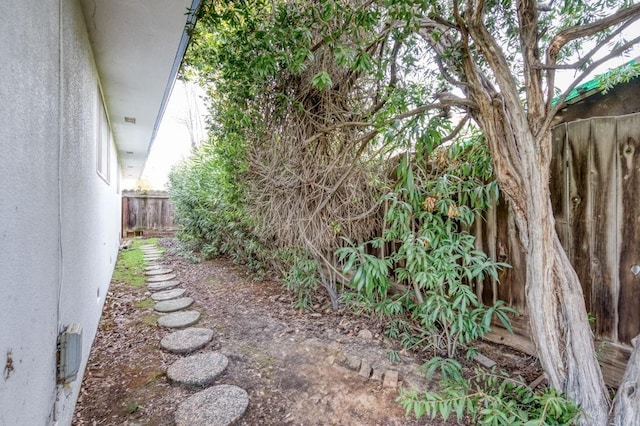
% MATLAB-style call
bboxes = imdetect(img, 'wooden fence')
[121,190,176,238]
[473,112,640,386]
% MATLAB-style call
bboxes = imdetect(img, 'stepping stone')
[147,273,177,283]
[151,288,186,301]
[140,244,156,249]
[160,327,214,354]
[141,249,162,254]
[167,352,228,386]
[148,280,181,291]
[145,265,168,271]
[143,254,163,259]
[145,268,173,276]
[174,385,249,426]
[144,256,163,261]
[158,310,201,328]
[154,297,194,313]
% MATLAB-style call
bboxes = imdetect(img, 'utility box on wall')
[57,324,82,384]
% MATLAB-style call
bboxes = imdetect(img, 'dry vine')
[238,31,400,306]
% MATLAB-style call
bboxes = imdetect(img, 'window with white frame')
[97,92,111,184]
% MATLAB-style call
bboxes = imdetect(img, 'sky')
[122,80,208,190]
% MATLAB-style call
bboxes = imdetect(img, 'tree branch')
[441,114,470,144]
[547,3,640,61]
[544,14,639,107]
[539,34,640,139]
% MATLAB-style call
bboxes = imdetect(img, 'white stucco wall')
[0,2,62,424]
[0,1,121,424]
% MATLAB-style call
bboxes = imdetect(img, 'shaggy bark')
[612,335,640,424]
[469,94,609,425]
[454,2,612,422]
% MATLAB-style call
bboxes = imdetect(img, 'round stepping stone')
[154,297,194,313]
[145,268,173,276]
[160,327,214,354]
[158,310,201,328]
[148,280,181,291]
[151,288,186,301]
[174,385,249,426]
[167,352,228,386]
[145,265,167,271]
[147,273,177,283]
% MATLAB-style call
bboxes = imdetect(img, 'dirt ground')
[73,239,541,425]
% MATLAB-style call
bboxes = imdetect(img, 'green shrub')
[338,133,514,358]
[400,363,580,425]
[169,141,268,277]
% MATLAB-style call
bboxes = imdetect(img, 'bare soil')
[73,239,541,425]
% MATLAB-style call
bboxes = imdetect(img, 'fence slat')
[566,120,593,309]
[616,114,640,344]
[589,117,618,341]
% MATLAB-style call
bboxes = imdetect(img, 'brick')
[371,368,383,381]
[359,362,372,378]
[473,352,496,369]
[383,370,398,389]
[346,355,361,371]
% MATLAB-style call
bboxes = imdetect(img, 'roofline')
[554,57,639,109]
[141,0,202,175]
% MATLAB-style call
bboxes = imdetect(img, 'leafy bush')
[280,247,320,310]
[400,362,580,425]
[338,132,514,358]
[169,141,268,277]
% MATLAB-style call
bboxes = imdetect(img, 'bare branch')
[537,18,636,70]
[544,17,637,106]
[539,34,640,139]
[441,114,470,144]
[517,0,545,129]
[547,3,640,61]
[417,25,467,90]
[395,97,476,121]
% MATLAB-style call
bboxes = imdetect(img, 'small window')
[97,92,111,184]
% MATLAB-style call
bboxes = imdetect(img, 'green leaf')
[311,71,333,90]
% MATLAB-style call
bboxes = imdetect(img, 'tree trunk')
[611,335,640,424]
[474,99,610,423]
[523,171,609,424]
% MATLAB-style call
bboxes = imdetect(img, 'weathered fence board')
[567,120,592,307]
[474,112,640,386]
[617,114,640,344]
[121,191,176,237]
[589,117,618,340]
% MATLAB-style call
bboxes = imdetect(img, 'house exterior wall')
[0,1,121,424]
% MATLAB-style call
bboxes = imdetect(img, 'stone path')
[139,244,249,425]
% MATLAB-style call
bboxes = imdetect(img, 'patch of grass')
[140,314,159,327]
[134,237,159,247]
[112,238,161,287]
[256,354,278,370]
[239,345,279,373]
[129,369,166,389]
[135,298,154,310]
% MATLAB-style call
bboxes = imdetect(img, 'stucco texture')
[0,1,121,424]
